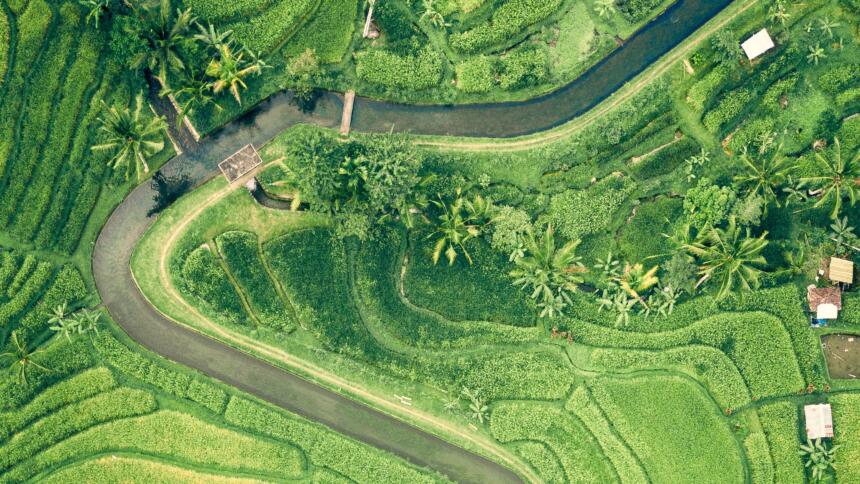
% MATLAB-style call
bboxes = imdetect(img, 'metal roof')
[741,29,775,60]
[804,404,834,440]
[829,257,854,284]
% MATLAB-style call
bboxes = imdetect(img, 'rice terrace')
[2,0,860,482]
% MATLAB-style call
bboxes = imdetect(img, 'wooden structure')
[807,285,842,320]
[741,29,775,60]
[804,404,834,439]
[363,1,376,38]
[829,257,854,285]
[340,91,356,136]
[218,144,262,183]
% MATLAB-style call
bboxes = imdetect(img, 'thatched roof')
[829,257,854,284]
[807,286,842,311]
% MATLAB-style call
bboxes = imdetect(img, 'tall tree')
[129,0,196,87]
[205,43,267,105]
[683,217,769,300]
[734,144,795,214]
[801,138,860,219]
[1,332,49,385]
[429,190,481,266]
[92,95,167,180]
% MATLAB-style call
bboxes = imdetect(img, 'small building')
[829,257,854,286]
[741,29,775,60]
[804,404,834,440]
[807,285,842,320]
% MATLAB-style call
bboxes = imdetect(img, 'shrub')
[589,376,744,483]
[216,231,294,332]
[449,0,563,53]
[758,402,805,484]
[490,401,617,482]
[683,179,737,229]
[0,8,8,87]
[703,87,755,133]
[459,351,574,401]
[617,0,666,21]
[355,47,444,91]
[617,196,682,263]
[817,64,860,94]
[545,176,635,240]
[836,87,860,110]
[455,56,496,93]
[630,137,699,179]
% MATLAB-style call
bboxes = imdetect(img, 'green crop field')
[4,0,860,481]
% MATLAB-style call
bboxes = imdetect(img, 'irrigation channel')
[94,1,732,482]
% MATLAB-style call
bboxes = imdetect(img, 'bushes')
[0,368,116,442]
[180,245,249,326]
[617,0,667,22]
[0,8,7,88]
[94,334,228,414]
[703,87,755,133]
[817,64,860,94]
[588,376,744,484]
[591,346,750,410]
[499,48,548,90]
[224,397,438,484]
[687,64,733,112]
[216,231,294,332]
[449,0,563,53]
[355,47,444,91]
[186,0,274,21]
[617,196,682,263]
[758,402,805,484]
[545,176,635,240]
[2,410,304,482]
[226,0,318,53]
[0,387,157,472]
[565,387,649,483]
[489,401,617,482]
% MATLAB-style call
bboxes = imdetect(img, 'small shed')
[804,404,834,440]
[807,286,842,320]
[741,29,775,60]
[829,257,854,285]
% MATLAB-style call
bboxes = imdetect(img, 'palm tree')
[161,67,222,129]
[92,95,167,180]
[510,226,586,318]
[594,0,615,18]
[130,0,196,87]
[194,22,233,50]
[818,16,840,39]
[597,290,637,326]
[79,0,112,28]
[461,387,488,424]
[617,263,659,300]
[49,303,78,342]
[830,216,857,253]
[807,43,827,65]
[428,191,480,266]
[801,138,860,219]
[685,148,709,182]
[1,331,50,385]
[798,438,839,483]
[734,145,795,213]
[205,43,266,105]
[684,217,769,300]
[75,309,102,336]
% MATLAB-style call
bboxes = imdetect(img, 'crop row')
[588,376,744,483]
[0,368,116,442]
[93,333,228,414]
[0,3,80,227]
[565,386,649,483]
[185,0,275,21]
[13,265,88,342]
[0,387,157,472]
[0,261,53,330]
[10,25,103,241]
[224,396,438,484]
[355,47,444,91]
[743,432,775,484]
[489,401,617,483]
[832,393,860,481]
[757,402,805,483]
[226,0,318,53]
[511,442,565,484]
[455,48,549,93]
[0,7,8,89]
[280,0,357,63]
[1,410,303,482]
[216,231,294,332]
[179,245,249,326]
[0,0,51,178]
[449,0,563,54]
[590,345,750,410]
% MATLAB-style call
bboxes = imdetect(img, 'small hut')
[804,404,834,440]
[807,285,842,321]
[741,29,775,61]
[829,257,854,288]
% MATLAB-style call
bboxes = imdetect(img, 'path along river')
[94,1,732,482]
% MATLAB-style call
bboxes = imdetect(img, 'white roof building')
[804,404,834,440]
[741,29,775,60]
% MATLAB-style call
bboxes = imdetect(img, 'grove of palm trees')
[3,0,860,482]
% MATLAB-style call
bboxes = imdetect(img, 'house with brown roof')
[807,285,842,320]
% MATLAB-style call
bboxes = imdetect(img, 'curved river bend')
[94,1,731,482]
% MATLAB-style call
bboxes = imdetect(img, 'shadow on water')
[822,334,860,379]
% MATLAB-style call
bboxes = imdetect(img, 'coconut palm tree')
[160,67,222,129]
[49,303,78,342]
[428,190,480,266]
[79,0,113,28]
[92,95,167,180]
[510,226,586,318]
[205,43,266,105]
[798,438,839,483]
[818,16,840,39]
[594,0,615,18]
[684,217,768,300]
[1,331,49,385]
[130,0,196,87]
[801,138,860,219]
[734,144,795,214]
[194,22,233,50]
[807,43,827,65]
